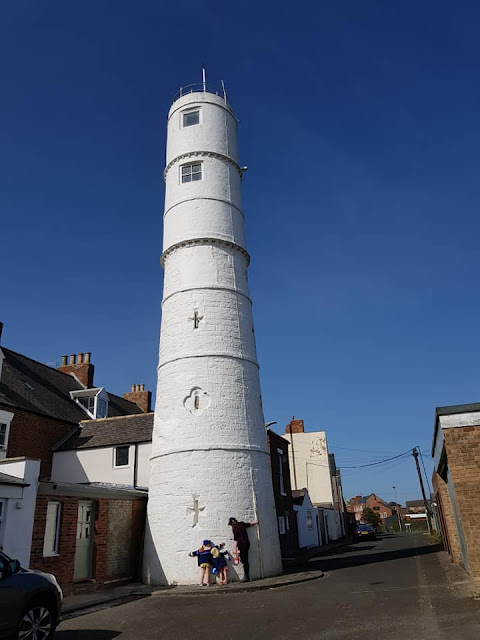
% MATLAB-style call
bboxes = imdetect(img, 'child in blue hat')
[189,540,214,586]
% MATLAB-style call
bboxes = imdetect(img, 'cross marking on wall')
[187,498,205,527]
[189,311,203,329]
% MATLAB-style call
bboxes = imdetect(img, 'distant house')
[292,489,319,548]
[347,494,393,524]
[283,418,345,539]
[406,500,426,514]
[0,332,152,595]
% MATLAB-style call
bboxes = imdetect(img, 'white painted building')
[0,457,40,566]
[51,414,153,489]
[144,82,282,585]
[283,420,336,506]
[292,489,320,548]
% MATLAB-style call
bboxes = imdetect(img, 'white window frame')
[181,162,202,184]
[278,516,286,535]
[277,448,286,496]
[43,501,61,557]
[0,409,14,454]
[113,445,130,469]
[70,388,109,419]
[307,509,313,530]
[182,108,201,128]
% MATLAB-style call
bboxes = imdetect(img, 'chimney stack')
[58,351,95,388]
[286,418,305,434]
[123,383,152,413]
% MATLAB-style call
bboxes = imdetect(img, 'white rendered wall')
[283,431,334,506]
[51,443,152,488]
[144,90,282,585]
[294,495,319,548]
[0,458,40,566]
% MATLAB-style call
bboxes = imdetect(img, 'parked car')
[0,551,62,639]
[353,524,377,541]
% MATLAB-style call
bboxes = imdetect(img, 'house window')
[77,396,95,415]
[383,512,387,518]
[373,506,380,511]
[0,423,8,449]
[114,446,130,468]
[285,513,290,531]
[43,501,61,557]
[181,163,202,183]
[183,109,200,127]
[278,516,286,535]
[97,398,108,418]
[277,448,286,495]
[307,509,313,530]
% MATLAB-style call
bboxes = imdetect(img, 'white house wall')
[51,444,153,487]
[284,431,334,505]
[294,498,319,548]
[0,458,40,567]
[136,443,152,488]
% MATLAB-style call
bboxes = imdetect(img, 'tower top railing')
[172,83,233,110]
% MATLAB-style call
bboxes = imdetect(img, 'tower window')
[183,110,200,127]
[181,163,202,183]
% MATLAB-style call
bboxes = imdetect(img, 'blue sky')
[2,1,479,504]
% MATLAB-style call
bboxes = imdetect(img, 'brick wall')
[30,495,79,595]
[432,471,461,564]
[267,431,298,556]
[2,405,73,479]
[30,494,146,595]
[443,425,480,587]
[107,500,132,579]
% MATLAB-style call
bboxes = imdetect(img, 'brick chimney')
[285,416,305,434]
[123,384,152,413]
[58,352,94,388]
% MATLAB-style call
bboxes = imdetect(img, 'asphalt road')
[57,534,480,639]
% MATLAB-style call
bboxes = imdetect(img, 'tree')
[361,507,381,529]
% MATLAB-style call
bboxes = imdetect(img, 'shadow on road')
[307,542,443,572]
[56,631,121,639]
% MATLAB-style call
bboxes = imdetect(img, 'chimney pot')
[61,355,68,366]
[77,352,84,364]
[131,384,136,392]
[135,384,139,392]
[0,322,3,342]
[140,383,145,391]
[84,352,91,364]
[69,354,76,365]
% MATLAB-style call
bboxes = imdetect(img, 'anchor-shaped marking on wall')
[187,497,205,527]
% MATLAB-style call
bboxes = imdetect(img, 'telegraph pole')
[412,448,431,534]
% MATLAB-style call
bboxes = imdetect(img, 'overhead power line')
[338,449,413,469]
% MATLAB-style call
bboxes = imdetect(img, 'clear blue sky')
[2,1,479,504]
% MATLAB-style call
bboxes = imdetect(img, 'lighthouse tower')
[143,81,282,585]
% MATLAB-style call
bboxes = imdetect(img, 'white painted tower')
[143,81,282,585]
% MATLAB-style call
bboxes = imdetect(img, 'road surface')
[57,533,480,639]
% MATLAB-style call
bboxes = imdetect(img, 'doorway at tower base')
[142,450,283,586]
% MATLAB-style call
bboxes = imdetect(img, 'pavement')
[57,533,480,639]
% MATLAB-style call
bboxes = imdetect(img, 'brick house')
[0,334,152,594]
[432,402,480,589]
[266,429,298,557]
[347,494,393,524]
